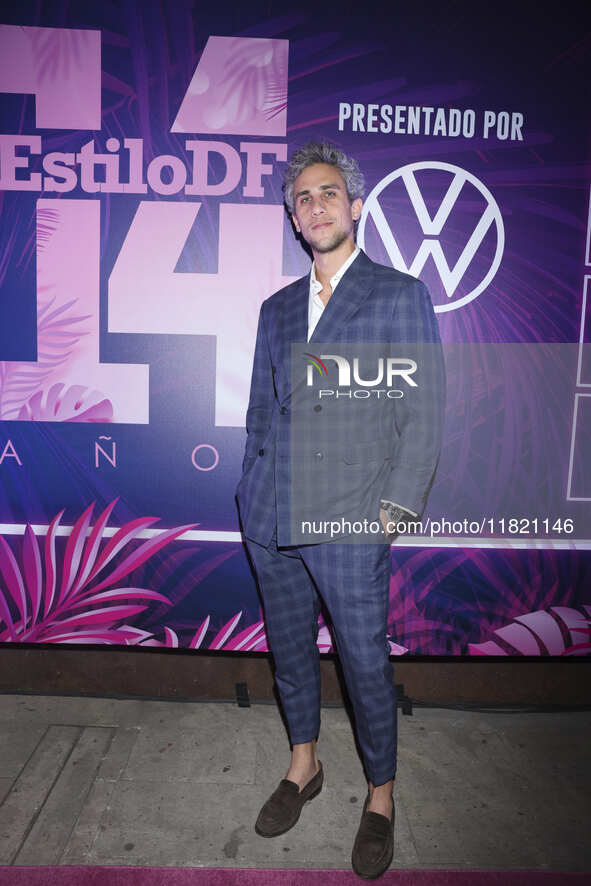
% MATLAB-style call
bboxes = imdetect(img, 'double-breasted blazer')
[236,249,445,547]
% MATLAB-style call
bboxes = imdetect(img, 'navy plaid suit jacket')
[236,249,445,547]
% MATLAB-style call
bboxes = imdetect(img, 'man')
[236,142,444,879]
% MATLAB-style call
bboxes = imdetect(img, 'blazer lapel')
[282,274,309,350]
[308,249,375,345]
[274,274,307,403]
[279,250,376,401]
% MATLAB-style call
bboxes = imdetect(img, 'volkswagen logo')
[358,161,504,312]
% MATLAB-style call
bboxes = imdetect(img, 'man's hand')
[379,506,397,538]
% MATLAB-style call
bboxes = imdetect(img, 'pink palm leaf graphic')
[0,206,112,422]
[219,39,287,125]
[468,605,591,655]
[0,499,197,644]
[135,612,270,651]
[0,294,94,420]
[17,382,113,422]
[141,612,405,654]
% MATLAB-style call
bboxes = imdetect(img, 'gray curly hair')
[283,141,365,215]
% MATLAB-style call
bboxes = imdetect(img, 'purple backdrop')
[0,1,589,656]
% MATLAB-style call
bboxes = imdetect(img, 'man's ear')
[351,197,363,222]
[292,213,301,233]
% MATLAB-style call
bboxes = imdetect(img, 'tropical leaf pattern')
[16,382,113,422]
[133,610,406,655]
[0,500,196,644]
[468,605,591,656]
[0,501,328,652]
[0,207,97,421]
[31,25,97,86]
[386,545,591,655]
[220,38,288,125]
[0,497,407,653]
[0,501,587,655]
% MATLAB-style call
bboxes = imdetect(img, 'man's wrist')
[379,501,408,532]
[381,506,405,524]
[380,500,416,522]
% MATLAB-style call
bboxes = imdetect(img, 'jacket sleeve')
[242,301,275,473]
[380,278,446,517]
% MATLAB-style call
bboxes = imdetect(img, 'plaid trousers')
[246,526,397,787]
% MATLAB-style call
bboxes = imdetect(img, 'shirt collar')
[310,245,360,296]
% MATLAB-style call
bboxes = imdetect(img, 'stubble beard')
[306,224,351,254]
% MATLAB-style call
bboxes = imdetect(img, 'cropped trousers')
[245,526,397,787]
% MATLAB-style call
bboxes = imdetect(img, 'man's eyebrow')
[294,182,343,200]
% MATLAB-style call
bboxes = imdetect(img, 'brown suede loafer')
[254,761,324,837]
[351,792,395,880]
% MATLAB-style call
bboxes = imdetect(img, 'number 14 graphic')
[0,27,291,426]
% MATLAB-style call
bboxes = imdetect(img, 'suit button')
[280,406,287,414]
[314,451,323,460]
[258,448,264,456]
[314,404,322,412]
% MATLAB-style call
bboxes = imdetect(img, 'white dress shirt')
[305,245,417,520]
[307,246,360,341]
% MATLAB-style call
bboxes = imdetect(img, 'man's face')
[291,162,362,254]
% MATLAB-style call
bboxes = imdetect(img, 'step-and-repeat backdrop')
[0,2,589,654]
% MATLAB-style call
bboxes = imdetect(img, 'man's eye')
[323,191,335,198]
[300,196,309,203]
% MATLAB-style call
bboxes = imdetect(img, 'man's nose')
[311,197,326,214]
